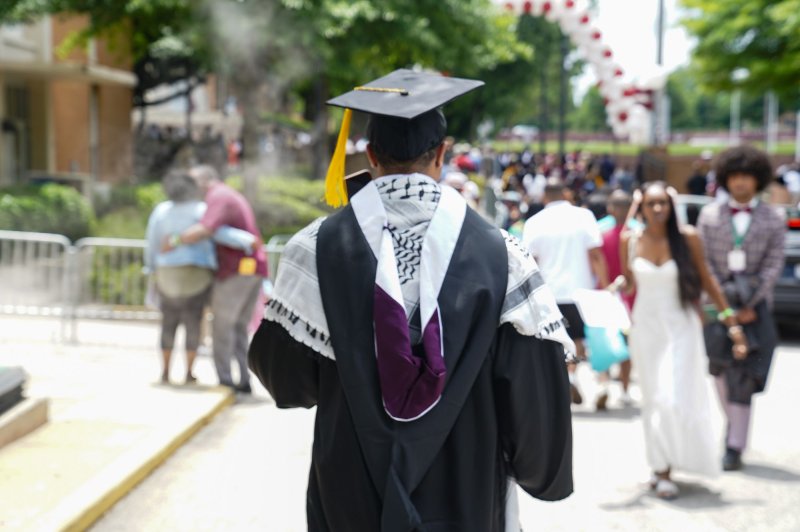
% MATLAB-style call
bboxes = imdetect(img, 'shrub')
[0,184,96,241]
[225,175,332,240]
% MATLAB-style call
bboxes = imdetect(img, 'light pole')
[765,91,778,154]
[795,110,800,162]
[729,68,748,146]
[651,0,665,146]
[558,33,569,168]
[730,90,741,146]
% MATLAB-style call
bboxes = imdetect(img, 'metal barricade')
[0,230,72,330]
[71,237,158,322]
[0,230,290,344]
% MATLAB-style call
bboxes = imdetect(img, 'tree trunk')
[310,76,330,180]
[237,78,261,204]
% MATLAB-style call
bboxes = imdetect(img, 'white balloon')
[602,82,623,101]
[571,0,592,13]
[571,31,592,49]
[544,1,564,21]
[559,16,581,34]
[528,0,546,17]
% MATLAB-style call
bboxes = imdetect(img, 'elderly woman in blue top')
[145,170,258,384]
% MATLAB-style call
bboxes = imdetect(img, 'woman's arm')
[619,231,635,295]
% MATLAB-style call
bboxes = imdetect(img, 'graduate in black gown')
[248,70,574,532]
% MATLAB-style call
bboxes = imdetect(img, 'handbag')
[585,326,629,373]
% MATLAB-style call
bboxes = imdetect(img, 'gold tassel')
[324,108,352,207]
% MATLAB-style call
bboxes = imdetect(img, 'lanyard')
[730,215,751,249]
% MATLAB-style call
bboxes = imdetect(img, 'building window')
[2,85,31,183]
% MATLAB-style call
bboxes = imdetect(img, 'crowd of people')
[441,143,784,501]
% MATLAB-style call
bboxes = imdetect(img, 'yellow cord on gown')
[324,108,352,207]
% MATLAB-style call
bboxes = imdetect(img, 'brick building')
[0,15,135,189]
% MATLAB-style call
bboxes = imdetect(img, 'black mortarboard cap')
[323,69,484,207]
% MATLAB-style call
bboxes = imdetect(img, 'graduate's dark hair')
[640,181,701,306]
[715,144,773,192]
[369,143,439,175]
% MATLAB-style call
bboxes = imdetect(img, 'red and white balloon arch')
[495,0,666,144]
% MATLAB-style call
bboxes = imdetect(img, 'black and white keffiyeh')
[263,173,573,361]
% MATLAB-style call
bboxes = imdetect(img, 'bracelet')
[169,233,182,248]
[717,307,735,321]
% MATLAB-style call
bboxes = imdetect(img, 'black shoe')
[723,448,743,471]
[595,392,608,411]
[235,383,252,395]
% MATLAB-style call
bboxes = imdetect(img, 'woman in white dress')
[620,182,748,499]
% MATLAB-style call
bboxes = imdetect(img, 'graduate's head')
[365,109,447,178]
[324,69,483,206]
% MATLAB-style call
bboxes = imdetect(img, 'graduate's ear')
[365,143,379,169]
[434,142,447,168]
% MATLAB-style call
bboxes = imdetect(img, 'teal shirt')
[597,215,644,234]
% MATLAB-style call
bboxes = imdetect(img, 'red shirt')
[601,224,635,311]
[201,182,268,280]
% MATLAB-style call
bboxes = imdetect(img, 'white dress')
[629,256,721,477]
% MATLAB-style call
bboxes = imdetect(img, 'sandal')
[655,479,679,500]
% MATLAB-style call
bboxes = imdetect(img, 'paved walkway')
[2,315,798,531]
[0,317,233,531]
[94,336,800,531]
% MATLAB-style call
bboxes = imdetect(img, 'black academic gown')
[249,206,573,532]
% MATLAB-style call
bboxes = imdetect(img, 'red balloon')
[524,1,533,12]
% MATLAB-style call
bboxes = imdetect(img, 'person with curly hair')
[697,145,786,471]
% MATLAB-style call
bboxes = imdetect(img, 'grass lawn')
[491,139,798,157]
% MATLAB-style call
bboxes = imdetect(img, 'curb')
[0,397,49,450]
[37,387,235,532]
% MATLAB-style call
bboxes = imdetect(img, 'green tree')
[680,0,800,103]
[2,1,578,180]
[570,86,609,132]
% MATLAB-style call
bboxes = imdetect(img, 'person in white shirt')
[523,179,609,406]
